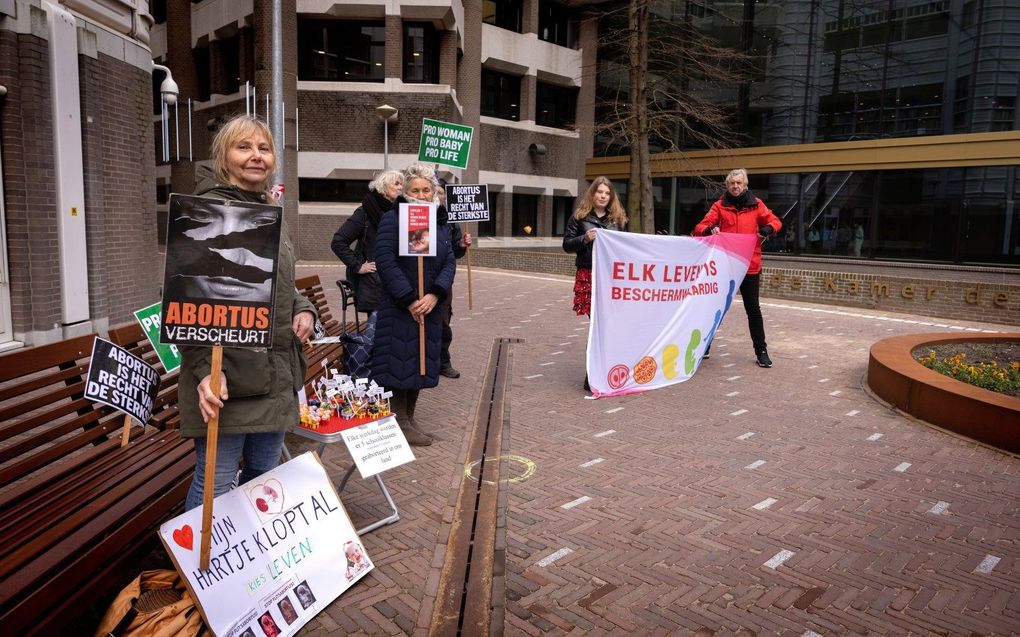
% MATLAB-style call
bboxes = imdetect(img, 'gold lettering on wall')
[784,274,1008,310]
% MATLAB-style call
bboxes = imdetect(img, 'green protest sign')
[417,118,473,169]
[133,302,181,373]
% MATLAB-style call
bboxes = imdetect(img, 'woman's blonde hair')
[210,115,276,191]
[574,176,628,226]
[369,169,403,196]
[401,163,438,200]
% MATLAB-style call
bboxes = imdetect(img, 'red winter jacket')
[693,196,781,275]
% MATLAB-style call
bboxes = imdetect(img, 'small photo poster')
[161,194,282,349]
[84,337,162,426]
[399,201,437,257]
[158,452,373,637]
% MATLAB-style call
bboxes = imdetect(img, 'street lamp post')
[375,104,398,170]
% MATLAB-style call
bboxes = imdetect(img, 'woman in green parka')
[179,115,316,511]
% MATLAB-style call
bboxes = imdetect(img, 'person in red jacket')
[694,168,782,368]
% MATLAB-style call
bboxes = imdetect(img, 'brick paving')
[295,261,1019,636]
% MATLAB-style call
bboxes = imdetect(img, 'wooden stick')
[199,344,224,571]
[418,257,426,376]
[119,413,132,448]
[466,244,473,311]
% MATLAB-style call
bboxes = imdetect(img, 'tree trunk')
[628,0,652,233]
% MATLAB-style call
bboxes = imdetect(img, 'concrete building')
[148,0,597,260]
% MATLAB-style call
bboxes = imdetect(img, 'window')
[193,46,211,102]
[552,196,574,236]
[539,0,576,48]
[478,190,498,237]
[991,97,1015,132]
[512,194,538,236]
[483,0,522,32]
[298,20,385,82]
[481,70,521,121]
[212,34,241,95]
[299,179,370,203]
[536,82,577,129]
[404,23,440,83]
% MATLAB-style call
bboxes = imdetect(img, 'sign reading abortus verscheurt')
[160,194,282,349]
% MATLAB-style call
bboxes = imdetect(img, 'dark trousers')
[740,273,767,353]
[440,296,453,366]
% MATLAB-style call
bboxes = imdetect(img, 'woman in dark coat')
[371,163,457,445]
[562,176,628,391]
[330,169,403,315]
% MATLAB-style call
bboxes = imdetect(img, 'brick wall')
[479,123,579,178]
[294,212,345,262]
[80,53,162,327]
[296,91,458,154]
[466,249,1020,327]
[0,30,62,334]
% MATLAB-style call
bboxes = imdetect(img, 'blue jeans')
[185,431,286,511]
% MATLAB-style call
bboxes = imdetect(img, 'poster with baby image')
[160,194,282,349]
[399,201,437,257]
[158,452,373,637]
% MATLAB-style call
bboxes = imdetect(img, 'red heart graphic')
[172,524,194,551]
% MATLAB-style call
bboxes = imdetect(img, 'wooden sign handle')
[119,413,132,448]
[199,344,224,570]
[466,244,473,311]
[418,257,426,376]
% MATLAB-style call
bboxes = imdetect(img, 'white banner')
[159,452,373,637]
[588,231,757,397]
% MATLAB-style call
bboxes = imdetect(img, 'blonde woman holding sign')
[179,115,316,511]
[370,163,457,446]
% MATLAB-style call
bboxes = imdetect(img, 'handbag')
[341,314,375,379]
[94,569,205,637]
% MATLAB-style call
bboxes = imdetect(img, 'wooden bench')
[0,333,194,636]
[296,274,356,391]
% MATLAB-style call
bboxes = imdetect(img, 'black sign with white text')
[84,337,162,425]
[445,184,489,223]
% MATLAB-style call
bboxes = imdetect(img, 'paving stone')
[294,263,1020,636]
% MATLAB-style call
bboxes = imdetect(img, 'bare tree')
[595,0,752,233]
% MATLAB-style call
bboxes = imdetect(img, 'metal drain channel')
[431,337,520,636]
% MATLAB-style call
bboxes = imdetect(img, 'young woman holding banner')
[562,176,628,390]
[370,163,457,446]
[178,115,316,511]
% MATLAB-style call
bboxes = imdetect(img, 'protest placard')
[133,301,182,372]
[445,184,489,223]
[399,201,437,257]
[84,337,161,425]
[417,118,473,169]
[340,416,415,478]
[159,452,373,637]
[160,194,282,349]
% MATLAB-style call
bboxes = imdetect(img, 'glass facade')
[594,0,1020,265]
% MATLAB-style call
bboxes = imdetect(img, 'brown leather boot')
[394,389,432,446]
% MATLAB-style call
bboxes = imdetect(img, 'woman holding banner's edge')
[562,177,628,392]
[178,114,316,511]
